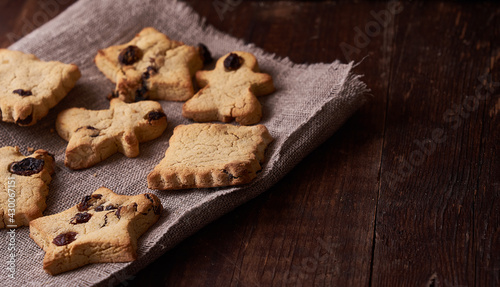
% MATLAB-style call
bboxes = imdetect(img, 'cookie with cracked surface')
[29,187,163,275]
[95,27,204,102]
[56,98,167,170]
[0,49,81,126]
[0,146,55,228]
[148,123,273,190]
[182,51,275,126]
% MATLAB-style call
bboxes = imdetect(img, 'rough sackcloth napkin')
[0,0,368,286]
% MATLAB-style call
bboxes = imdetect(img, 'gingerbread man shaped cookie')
[95,27,204,102]
[56,99,167,170]
[182,51,275,125]
[29,187,162,275]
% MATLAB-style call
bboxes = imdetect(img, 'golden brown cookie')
[182,51,275,125]
[95,27,204,102]
[0,49,81,126]
[0,146,55,228]
[148,123,273,190]
[29,187,163,275]
[56,98,167,170]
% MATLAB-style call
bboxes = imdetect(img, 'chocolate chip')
[52,232,77,246]
[70,212,92,224]
[92,194,102,199]
[13,89,32,96]
[118,45,142,65]
[9,158,44,176]
[198,43,213,65]
[146,111,166,122]
[16,114,33,126]
[224,53,243,71]
[94,205,104,212]
[133,203,138,212]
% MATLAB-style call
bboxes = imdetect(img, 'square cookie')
[148,123,273,190]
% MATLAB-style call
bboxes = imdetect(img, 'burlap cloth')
[0,0,368,285]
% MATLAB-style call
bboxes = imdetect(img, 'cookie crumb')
[93,173,97,177]
[27,147,34,153]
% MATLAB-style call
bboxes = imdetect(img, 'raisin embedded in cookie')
[95,27,204,102]
[0,146,55,228]
[56,98,168,170]
[0,49,81,126]
[29,187,163,275]
[182,51,275,126]
[147,123,273,190]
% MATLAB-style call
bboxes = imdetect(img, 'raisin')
[224,53,243,71]
[16,114,33,126]
[52,232,77,246]
[75,126,99,137]
[9,158,44,176]
[70,212,92,224]
[118,45,142,65]
[142,66,158,80]
[135,85,148,102]
[146,111,166,122]
[105,205,117,211]
[222,169,239,180]
[94,205,104,212]
[115,206,122,219]
[198,43,213,65]
[13,89,32,96]
[107,91,119,101]
[145,194,161,215]
[77,195,93,211]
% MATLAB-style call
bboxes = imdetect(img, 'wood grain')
[0,1,498,286]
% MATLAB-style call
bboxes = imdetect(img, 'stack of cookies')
[0,27,275,274]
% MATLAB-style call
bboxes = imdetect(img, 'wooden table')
[1,1,499,286]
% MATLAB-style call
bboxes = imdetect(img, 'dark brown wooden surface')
[1,1,499,286]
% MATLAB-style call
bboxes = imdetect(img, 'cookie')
[29,187,162,275]
[0,49,81,126]
[56,98,167,170]
[0,146,55,228]
[95,27,204,102]
[147,123,273,190]
[182,51,275,125]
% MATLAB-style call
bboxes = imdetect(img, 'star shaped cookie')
[148,123,273,190]
[0,146,55,228]
[29,187,163,275]
[95,27,204,102]
[56,98,167,170]
[0,49,81,126]
[182,51,275,125]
